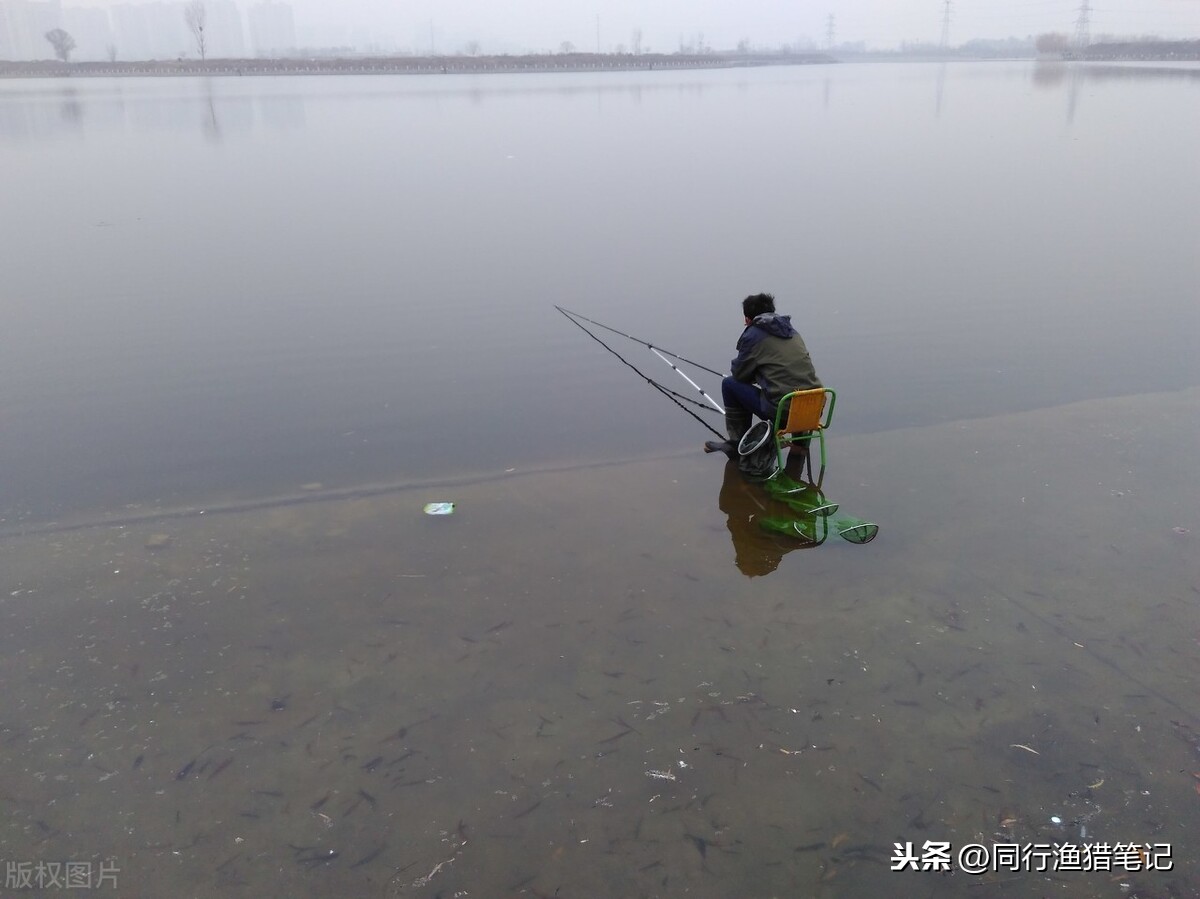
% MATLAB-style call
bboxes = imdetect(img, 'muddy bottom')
[1,388,1198,898]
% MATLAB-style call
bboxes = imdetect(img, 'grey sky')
[68,0,1200,51]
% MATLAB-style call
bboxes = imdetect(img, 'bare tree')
[184,1,208,60]
[559,41,574,54]
[464,40,481,56]
[106,43,118,62]
[45,28,76,62]
[630,28,642,55]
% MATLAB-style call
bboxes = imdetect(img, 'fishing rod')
[555,306,726,378]
[558,310,720,414]
[649,348,725,415]
[556,305,725,438]
[557,306,726,413]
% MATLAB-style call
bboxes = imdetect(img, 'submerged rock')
[144,533,173,550]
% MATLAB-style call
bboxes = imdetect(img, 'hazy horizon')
[47,0,1200,54]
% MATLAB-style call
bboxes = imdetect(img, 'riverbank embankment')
[0,51,834,79]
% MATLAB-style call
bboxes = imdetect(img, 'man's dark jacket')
[730,313,821,409]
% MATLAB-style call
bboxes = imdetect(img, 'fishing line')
[649,348,725,415]
[559,310,716,413]
[555,306,726,377]
[557,307,726,411]
[556,306,725,438]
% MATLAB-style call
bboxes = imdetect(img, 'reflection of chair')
[773,388,836,486]
[759,474,879,545]
[759,511,831,545]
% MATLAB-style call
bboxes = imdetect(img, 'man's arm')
[730,329,761,383]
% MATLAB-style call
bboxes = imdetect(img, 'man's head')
[742,293,776,321]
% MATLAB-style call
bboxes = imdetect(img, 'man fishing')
[704,293,822,457]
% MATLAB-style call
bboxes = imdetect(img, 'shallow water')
[2,387,1197,897]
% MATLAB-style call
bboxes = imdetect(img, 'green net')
[760,512,878,545]
[762,474,838,515]
[834,517,879,544]
[758,473,878,545]
[758,515,826,546]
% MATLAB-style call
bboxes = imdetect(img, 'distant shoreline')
[0,51,836,79]
[2,40,1195,79]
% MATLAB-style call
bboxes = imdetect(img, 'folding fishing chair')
[773,387,836,487]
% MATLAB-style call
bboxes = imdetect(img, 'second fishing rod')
[555,305,728,436]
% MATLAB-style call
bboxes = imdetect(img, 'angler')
[704,293,821,458]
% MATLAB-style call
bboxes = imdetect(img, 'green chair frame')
[773,388,836,486]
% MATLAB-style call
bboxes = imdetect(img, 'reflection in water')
[2,64,1197,526]
[1032,60,1069,88]
[0,88,89,140]
[1033,60,1200,87]
[201,79,220,143]
[1064,64,1088,125]
[1032,60,1200,123]
[59,88,83,125]
[718,458,820,576]
[0,80,307,142]
[935,61,947,118]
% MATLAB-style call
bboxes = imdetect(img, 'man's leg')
[705,377,765,455]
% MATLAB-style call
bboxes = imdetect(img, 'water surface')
[1,62,1197,523]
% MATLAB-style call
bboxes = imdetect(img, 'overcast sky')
[68,0,1200,52]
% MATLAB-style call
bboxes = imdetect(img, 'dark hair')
[742,293,776,320]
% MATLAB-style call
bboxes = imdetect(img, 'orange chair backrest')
[779,388,827,433]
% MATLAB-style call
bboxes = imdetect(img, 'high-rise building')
[110,3,155,60]
[142,2,189,58]
[0,0,254,61]
[206,0,246,58]
[63,6,113,60]
[3,0,64,60]
[248,0,295,57]
[0,4,17,59]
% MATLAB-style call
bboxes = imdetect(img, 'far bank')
[0,51,835,79]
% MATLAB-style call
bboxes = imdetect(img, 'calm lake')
[1,61,1198,897]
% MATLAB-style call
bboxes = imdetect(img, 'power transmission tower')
[825,14,835,49]
[1073,0,1091,47]
[940,0,952,50]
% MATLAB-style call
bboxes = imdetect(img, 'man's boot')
[704,410,751,458]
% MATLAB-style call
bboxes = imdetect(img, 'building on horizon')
[247,0,294,57]
[109,2,180,60]
[1,0,63,60]
[0,1,252,62]
[62,6,113,60]
[205,0,246,58]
